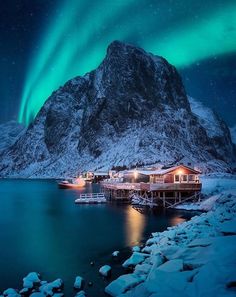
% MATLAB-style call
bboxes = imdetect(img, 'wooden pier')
[101,182,201,207]
[75,193,107,204]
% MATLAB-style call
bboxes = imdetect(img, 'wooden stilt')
[163,192,166,208]
[175,191,177,203]
[198,192,201,202]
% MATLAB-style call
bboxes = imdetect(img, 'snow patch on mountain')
[188,96,223,138]
[230,125,236,144]
[0,121,25,152]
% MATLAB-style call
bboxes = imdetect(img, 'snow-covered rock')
[107,188,236,297]
[23,272,41,288]
[29,293,45,297]
[157,259,183,272]
[217,218,236,235]
[73,276,84,290]
[99,265,111,277]
[112,251,120,257]
[122,252,149,268]
[74,291,86,297]
[105,274,143,297]
[132,246,141,252]
[39,279,63,296]
[19,287,31,295]
[2,288,20,297]
[0,41,235,178]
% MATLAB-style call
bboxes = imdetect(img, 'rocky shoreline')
[105,190,236,297]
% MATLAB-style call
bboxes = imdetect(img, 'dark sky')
[0,0,235,127]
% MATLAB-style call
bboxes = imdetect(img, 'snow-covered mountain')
[0,121,25,153]
[0,41,235,178]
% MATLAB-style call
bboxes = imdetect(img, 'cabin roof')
[93,171,109,176]
[130,165,201,176]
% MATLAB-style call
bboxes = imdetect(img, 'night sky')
[0,0,235,127]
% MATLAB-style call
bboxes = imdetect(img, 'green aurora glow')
[19,1,236,124]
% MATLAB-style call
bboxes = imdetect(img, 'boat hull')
[58,182,85,189]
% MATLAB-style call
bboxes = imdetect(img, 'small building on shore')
[93,171,110,183]
[101,165,202,208]
[127,165,200,185]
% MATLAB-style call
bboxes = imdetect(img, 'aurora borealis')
[0,0,236,126]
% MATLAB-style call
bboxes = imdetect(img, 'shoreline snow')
[105,175,236,297]
[174,174,236,211]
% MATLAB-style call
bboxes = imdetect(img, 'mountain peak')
[95,40,190,112]
[106,40,164,65]
[105,40,160,66]
[0,43,235,177]
[107,40,143,54]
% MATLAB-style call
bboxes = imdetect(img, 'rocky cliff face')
[0,41,235,177]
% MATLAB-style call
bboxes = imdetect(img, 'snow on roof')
[94,171,109,176]
[129,165,200,176]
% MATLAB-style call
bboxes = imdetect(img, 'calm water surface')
[0,179,196,296]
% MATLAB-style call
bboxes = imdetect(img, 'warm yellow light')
[125,207,145,246]
[134,170,138,179]
[177,169,183,175]
[170,216,186,226]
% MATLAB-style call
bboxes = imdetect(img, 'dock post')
[179,191,182,202]
[163,192,166,208]
[151,192,154,208]
[174,191,177,203]
[197,191,201,202]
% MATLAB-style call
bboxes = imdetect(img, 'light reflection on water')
[125,207,146,246]
[170,216,186,226]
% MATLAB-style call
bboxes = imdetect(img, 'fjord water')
[0,179,195,296]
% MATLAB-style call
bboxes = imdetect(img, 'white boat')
[58,177,86,189]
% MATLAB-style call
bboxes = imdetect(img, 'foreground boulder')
[73,276,84,290]
[105,274,144,297]
[99,265,111,277]
[23,272,41,289]
[39,279,63,296]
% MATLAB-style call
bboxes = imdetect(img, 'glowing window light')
[177,169,183,175]
[134,170,138,179]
